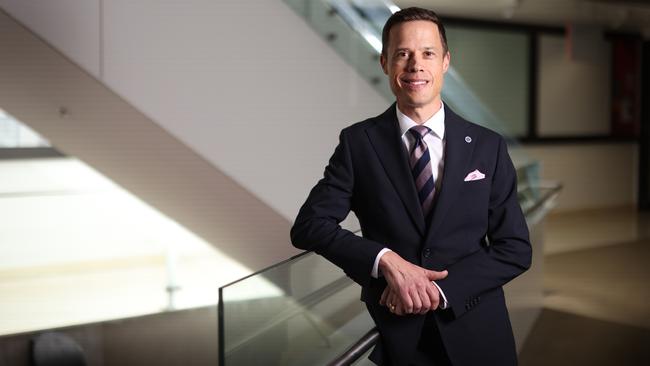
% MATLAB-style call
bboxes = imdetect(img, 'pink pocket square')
[464,169,485,182]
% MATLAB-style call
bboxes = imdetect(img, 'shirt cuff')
[371,248,392,278]
[432,281,449,309]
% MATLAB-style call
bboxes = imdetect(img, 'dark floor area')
[519,210,650,366]
[520,308,650,366]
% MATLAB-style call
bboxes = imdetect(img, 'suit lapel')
[366,105,426,235]
[425,106,475,241]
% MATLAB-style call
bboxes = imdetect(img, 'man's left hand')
[380,282,442,316]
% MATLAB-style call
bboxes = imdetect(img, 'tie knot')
[409,125,431,140]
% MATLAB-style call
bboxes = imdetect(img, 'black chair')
[31,332,86,366]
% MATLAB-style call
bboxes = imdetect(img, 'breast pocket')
[460,171,490,205]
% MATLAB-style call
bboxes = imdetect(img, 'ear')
[380,53,388,75]
[442,51,450,74]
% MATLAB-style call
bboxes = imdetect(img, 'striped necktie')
[409,125,435,218]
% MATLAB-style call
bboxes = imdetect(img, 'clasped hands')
[378,251,448,316]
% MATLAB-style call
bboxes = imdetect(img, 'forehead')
[387,20,441,50]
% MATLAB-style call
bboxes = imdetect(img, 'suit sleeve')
[290,129,385,287]
[435,136,532,318]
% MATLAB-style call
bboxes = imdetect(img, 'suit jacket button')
[422,248,431,258]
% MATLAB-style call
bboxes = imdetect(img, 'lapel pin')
[465,136,472,143]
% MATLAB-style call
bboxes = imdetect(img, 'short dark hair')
[381,7,448,56]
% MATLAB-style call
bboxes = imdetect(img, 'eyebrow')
[393,47,438,53]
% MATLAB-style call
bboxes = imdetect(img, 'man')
[291,7,531,366]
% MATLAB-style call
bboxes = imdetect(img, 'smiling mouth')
[401,79,429,88]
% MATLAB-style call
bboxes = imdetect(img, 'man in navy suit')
[291,7,531,366]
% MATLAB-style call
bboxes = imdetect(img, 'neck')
[397,100,442,124]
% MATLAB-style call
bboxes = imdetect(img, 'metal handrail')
[327,328,379,366]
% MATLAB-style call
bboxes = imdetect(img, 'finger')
[391,292,404,315]
[409,288,422,314]
[394,301,405,316]
[432,295,440,310]
[427,269,448,281]
[425,282,439,310]
[419,288,432,314]
[400,289,414,314]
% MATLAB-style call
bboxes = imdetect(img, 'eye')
[396,51,408,58]
[424,51,435,57]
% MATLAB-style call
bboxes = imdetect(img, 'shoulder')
[340,104,396,137]
[342,118,377,135]
[445,105,506,146]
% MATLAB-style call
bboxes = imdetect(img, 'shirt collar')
[396,102,445,140]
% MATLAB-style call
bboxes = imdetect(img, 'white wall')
[530,33,637,212]
[523,143,638,212]
[0,0,387,225]
[0,0,100,77]
[101,0,387,222]
[537,34,611,136]
[0,9,294,273]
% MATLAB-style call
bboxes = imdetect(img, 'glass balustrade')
[219,250,374,366]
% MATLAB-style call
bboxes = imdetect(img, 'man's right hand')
[377,251,447,315]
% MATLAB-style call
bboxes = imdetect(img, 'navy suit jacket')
[291,104,532,366]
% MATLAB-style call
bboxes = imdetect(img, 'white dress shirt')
[370,103,449,309]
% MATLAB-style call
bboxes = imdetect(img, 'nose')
[407,54,422,72]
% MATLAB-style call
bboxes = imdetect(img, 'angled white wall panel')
[0,0,100,78]
[102,0,387,222]
[0,0,387,274]
[0,10,296,273]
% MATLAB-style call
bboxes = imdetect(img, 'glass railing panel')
[516,161,541,212]
[219,251,374,366]
[350,350,376,366]
[286,0,393,100]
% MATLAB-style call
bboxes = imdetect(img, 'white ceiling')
[395,0,650,36]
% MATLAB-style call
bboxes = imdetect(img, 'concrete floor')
[519,207,650,365]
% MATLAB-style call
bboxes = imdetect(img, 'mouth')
[400,79,429,89]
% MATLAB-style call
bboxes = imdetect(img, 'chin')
[403,98,430,107]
